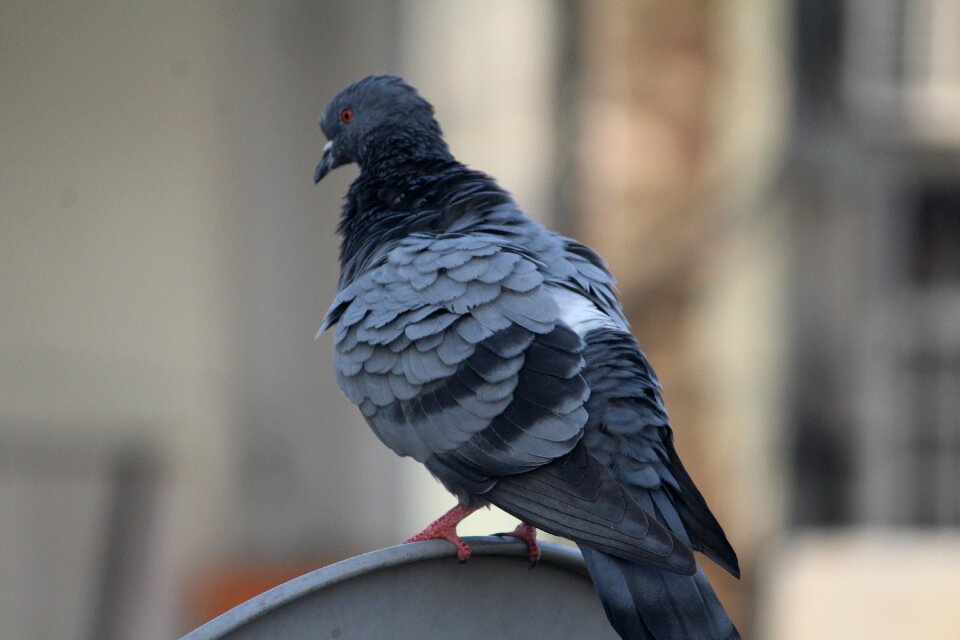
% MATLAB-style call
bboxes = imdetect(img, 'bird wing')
[323,232,587,494]
[324,230,712,575]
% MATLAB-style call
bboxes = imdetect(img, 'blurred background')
[1,1,958,638]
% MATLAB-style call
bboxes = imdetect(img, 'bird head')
[314,75,449,184]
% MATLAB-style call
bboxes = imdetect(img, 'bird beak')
[314,140,336,184]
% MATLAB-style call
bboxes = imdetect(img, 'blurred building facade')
[1,1,958,639]
[766,1,960,637]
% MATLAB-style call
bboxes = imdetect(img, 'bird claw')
[494,523,541,567]
[405,528,472,562]
[403,505,479,562]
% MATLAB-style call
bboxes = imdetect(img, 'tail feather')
[580,545,740,640]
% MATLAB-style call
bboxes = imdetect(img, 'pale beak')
[314,140,335,184]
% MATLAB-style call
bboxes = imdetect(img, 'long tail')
[579,545,740,640]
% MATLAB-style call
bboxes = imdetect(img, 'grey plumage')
[314,75,740,640]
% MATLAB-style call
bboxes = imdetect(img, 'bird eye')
[340,108,353,124]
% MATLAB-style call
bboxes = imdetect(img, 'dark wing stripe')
[476,323,533,358]
[456,366,516,404]
[484,412,581,460]
[498,400,586,445]
[499,400,586,442]
[533,320,583,352]
[435,325,590,474]
[513,369,587,413]
[393,395,436,459]
[464,348,525,384]
[446,369,514,419]
[460,428,554,470]
[520,336,583,378]
[411,387,479,450]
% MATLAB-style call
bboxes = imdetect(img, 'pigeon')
[314,75,740,640]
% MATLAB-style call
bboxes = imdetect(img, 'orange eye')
[340,108,353,124]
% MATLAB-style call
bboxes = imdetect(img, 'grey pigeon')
[314,75,740,640]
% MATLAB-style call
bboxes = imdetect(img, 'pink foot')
[497,522,541,566]
[404,504,480,562]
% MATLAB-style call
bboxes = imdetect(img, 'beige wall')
[760,531,960,640]
[0,2,404,637]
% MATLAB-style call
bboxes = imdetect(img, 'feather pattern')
[326,234,590,490]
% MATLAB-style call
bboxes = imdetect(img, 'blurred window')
[843,0,960,145]
[901,183,960,525]
[790,0,960,528]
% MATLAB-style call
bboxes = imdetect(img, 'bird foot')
[495,522,541,567]
[404,504,480,562]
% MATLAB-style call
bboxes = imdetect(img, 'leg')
[404,504,481,562]
[496,522,541,566]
